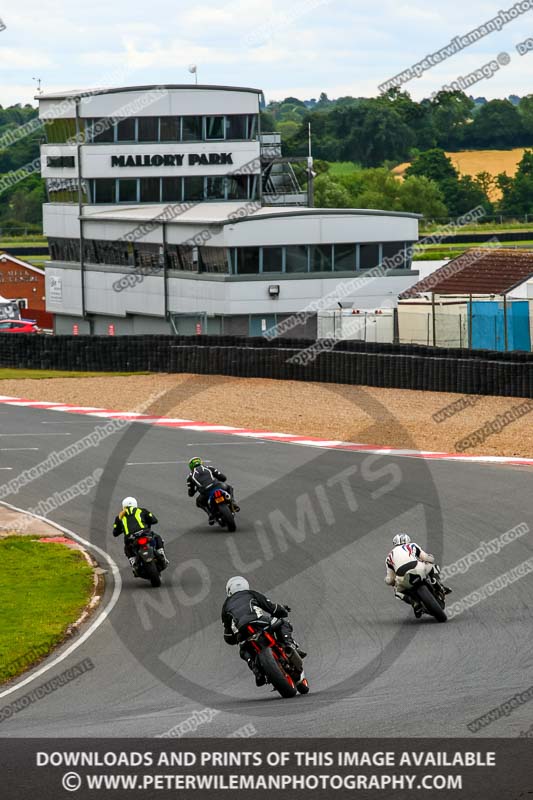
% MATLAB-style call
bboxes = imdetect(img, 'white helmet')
[226,576,249,596]
[393,533,411,546]
[122,496,138,509]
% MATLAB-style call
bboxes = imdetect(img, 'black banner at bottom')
[2,739,532,799]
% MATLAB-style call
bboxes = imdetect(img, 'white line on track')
[125,460,211,466]
[0,467,13,470]
[0,448,39,451]
[40,421,98,425]
[185,441,265,446]
[0,501,122,700]
[0,433,71,437]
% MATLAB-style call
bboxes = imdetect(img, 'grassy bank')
[0,536,94,684]
[0,369,150,380]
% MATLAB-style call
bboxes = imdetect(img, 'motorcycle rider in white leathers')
[385,533,450,618]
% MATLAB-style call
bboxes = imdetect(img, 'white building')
[38,84,422,336]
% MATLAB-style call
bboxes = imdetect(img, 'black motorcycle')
[242,618,309,698]
[207,487,237,532]
[130,530,165,587]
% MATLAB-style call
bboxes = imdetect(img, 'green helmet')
[188,457,203,470]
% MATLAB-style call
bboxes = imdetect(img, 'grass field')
[0,536,94,684]
[0,239,47,249]
[0,369,150,380]
[327,161,361,176]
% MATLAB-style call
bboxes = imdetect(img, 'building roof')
[36,84,263,101]
[399,248,533,298]
[0,253,45,276]
[80,203,421,226]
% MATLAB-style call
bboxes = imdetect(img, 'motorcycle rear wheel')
[145,560,161,588]
[217,503,236,532]
[257,649,297,698]
[417,584,447,622]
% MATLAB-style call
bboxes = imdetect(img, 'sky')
[0,0,532,107]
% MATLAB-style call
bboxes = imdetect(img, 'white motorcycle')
[395,561,448,622]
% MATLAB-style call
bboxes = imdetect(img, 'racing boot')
[128,556,139,577]
[155,548,169,570]
[247,658,266,686]
[396,590,422,618]
[412,601,423,618]
[282,634,307,660]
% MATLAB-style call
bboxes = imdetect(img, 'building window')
[135,243,162,270]
[261,247,283,273]
[382,242,407,269]
[91,119,114,143]
[92,178,116,203]
[238,248,260,274]
[285,245,309,273]
[249,175,259,199]
[160,116,181,142]
[162,177,182,202]
[140,178,161,203]
[225,115,247,140]
[205,116,225,140]
[206,176,226,200]
[182,116,202,141]
[310,244,333,272]
[45,118,78,144]
[359,243,380,270]
[167,245,195,271]
[227,175,249,200]
[138,117,159,142]
[46,178,88,203]
[247,114,258,139]
[49,237,80,261]
[333,243,357,271]
[118,178,137,203]
[184,176,204,201]
[199,247,228,273]
[46,156,75,168]
[116,118,136,142]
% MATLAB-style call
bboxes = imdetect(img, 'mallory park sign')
[110,153,234,167]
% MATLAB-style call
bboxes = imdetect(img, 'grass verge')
[0,536,94,684]
[0,369,150,380]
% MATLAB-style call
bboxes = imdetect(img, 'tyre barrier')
[0,335,532,398]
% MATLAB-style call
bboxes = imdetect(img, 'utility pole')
[307,122,315,207]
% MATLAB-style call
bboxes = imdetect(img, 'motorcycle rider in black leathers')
[187,457,239,524]
[221,576,306,686]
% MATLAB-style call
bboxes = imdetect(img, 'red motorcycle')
[242,618,309,698]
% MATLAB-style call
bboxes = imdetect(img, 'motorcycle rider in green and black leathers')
[186,457,239,525]
[113,496,169,575]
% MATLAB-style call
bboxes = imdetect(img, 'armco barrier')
[0,335,532,398]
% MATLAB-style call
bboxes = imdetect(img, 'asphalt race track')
[0,403,532,738]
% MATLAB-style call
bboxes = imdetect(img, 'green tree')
[313,173,352,207]
[430,91,474,148]
[497,150,533,215]
[466,99,524,148]
[397,175,448,217]
[518,95,533,140]
[405,148,458,183]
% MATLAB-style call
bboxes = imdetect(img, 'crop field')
[393,148,529,200]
